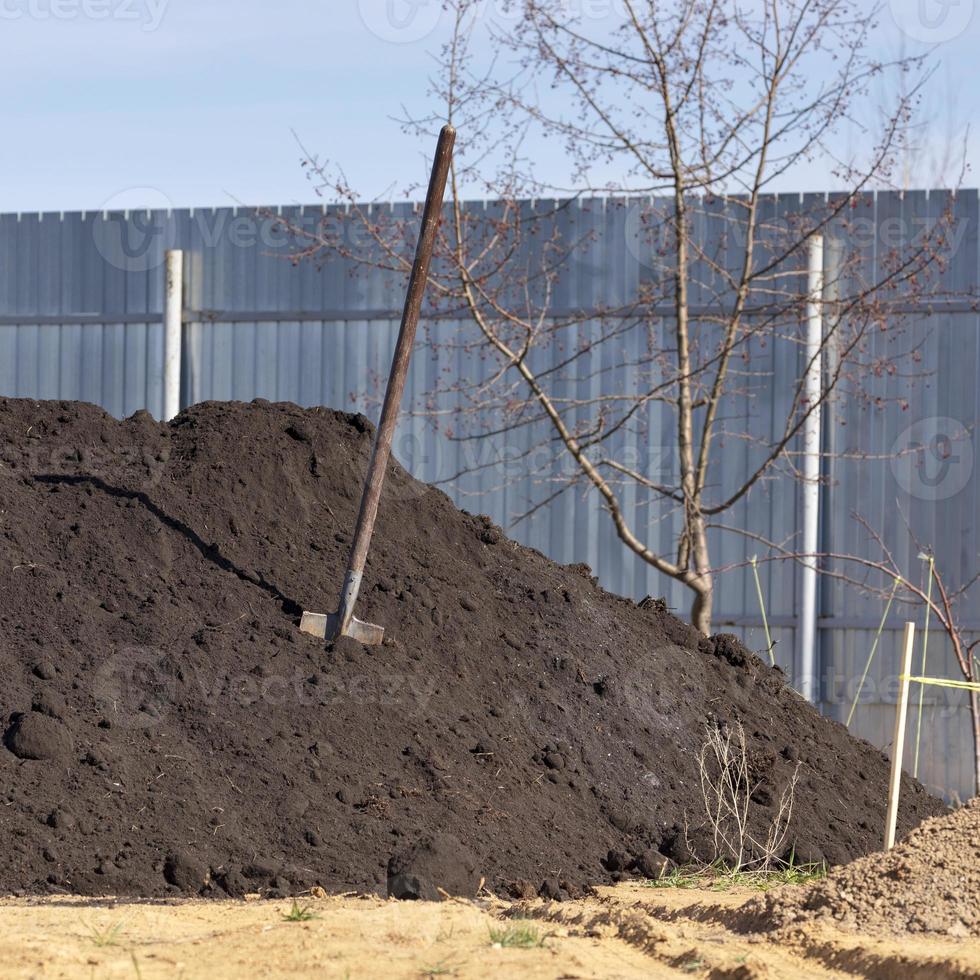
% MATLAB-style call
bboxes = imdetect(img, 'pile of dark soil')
[0,398,943,899]
[740,799,979,938]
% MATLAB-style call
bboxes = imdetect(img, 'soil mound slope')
[741,800,979,938]
[0,398,943,899]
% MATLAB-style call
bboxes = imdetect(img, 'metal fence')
[0,191,976,801]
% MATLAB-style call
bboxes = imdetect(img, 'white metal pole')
[799,235,823,702]
[885,622,916,850]
[163,249,183,422]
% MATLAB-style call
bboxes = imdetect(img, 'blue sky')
[2,0,978,214]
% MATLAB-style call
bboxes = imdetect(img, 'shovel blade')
[299,611,328,639]
[299,610,385,646]
[343,616,385,646]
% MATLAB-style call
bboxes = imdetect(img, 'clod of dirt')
[3,713,73,762]
[214,867,249,897]
[387,873,431,902]
[0,398,945,899]
[163,851,210,893]
[740,799,980,937]
[603,850,630,873]
[31,693,67,720]
[708,633,749,668]
[630,849,675,880]
[284,423,313,444]
[46,809,75,831]
[538,878,568,901]
[387,833,480,901]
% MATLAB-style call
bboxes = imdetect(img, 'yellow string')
[900,675,980,692]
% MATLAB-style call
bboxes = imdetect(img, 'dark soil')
[0,398,944,900]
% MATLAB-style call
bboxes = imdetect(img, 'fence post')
[163,249,183,421]
[799,234,824,702]
[885,621,916,850]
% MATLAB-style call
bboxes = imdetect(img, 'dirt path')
[1,884,976,979]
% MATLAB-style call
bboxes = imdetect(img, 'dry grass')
[696,720,801,872]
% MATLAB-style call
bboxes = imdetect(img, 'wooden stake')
[884,621,916,850]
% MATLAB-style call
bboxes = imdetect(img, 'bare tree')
[282,0,956,634]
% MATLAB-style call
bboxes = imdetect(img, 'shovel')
[299,124,456,646]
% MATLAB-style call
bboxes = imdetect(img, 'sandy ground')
[1,884,977,980]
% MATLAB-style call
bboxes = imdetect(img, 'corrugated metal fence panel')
[0,193,976,802]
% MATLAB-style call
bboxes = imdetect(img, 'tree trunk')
[688,515,713,636]
[691,580,713,636]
